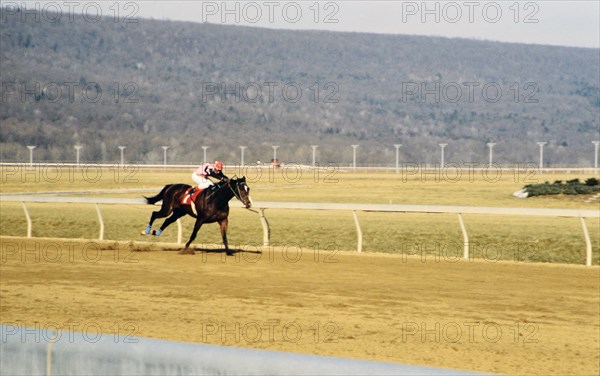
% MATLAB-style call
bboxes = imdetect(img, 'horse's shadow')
[177,248,263,256]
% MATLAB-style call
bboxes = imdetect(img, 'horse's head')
[231,176,252,208]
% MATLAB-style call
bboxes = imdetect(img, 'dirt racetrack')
[1,236,598,375]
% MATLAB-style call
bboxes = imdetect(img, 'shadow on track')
[177,247,263,256]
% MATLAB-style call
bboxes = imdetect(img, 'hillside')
[1,9,599,165]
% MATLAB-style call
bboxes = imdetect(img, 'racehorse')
[143,177,252,254]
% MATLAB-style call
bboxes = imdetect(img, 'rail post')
[352,211,363,253]
[580,217,593,267]
[95,204,104,240]
[258,208,270,246]
[177,219,182,245]
[21,202,32,238]
[457,213,469,260]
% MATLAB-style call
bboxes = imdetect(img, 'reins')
[204,180,227,204]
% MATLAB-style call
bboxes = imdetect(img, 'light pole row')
[19,142,600,169]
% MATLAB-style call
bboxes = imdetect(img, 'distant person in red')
[189,160,225,195]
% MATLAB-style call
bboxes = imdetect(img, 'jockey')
[190,160,225,194]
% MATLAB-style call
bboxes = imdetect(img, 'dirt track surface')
[1,236,598,375]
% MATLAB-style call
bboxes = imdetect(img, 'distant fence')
[1,161,599,173]
[0,325,480,376]
[0,194,597,266]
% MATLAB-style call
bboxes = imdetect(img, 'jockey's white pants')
[191,173,214,190]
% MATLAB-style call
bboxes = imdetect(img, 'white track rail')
[1,194,597,266]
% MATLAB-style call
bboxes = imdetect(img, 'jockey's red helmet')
[213,160,223,171]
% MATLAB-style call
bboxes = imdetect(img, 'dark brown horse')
[143,177,252,253]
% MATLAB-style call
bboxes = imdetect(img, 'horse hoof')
[144,225,152,235]
[152,229,162,236]
[226,251,234,256]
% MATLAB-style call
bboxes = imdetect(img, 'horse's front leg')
[218,218,230,254]
[184,217,204,251]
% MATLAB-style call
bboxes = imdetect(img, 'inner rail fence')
[0,325,481,376]
[0,195,597,266]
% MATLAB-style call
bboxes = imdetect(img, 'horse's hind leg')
[155,207,186,236]
[145,202,173,235]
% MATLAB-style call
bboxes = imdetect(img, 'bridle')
[228,177,258,213]
[205,176,256,212]
[228,178,244,203]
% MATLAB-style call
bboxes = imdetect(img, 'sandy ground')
[1,236,598,375]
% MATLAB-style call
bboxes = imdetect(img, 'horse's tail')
[144,184,172,205]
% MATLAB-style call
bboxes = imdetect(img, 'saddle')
[181,187,203,206]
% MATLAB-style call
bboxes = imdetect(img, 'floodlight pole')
[537,142,547,170]
[161,146,169,168]
[240,146,247,166]
[201,146,209,163]
[311,145,318,167]
[27,146,36,166]
[439,143,448,168]
[351,145,359,171]
[74,145,82,165]
[487,143,496,167]
[118,146,126,166]
[394,144,402,173]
